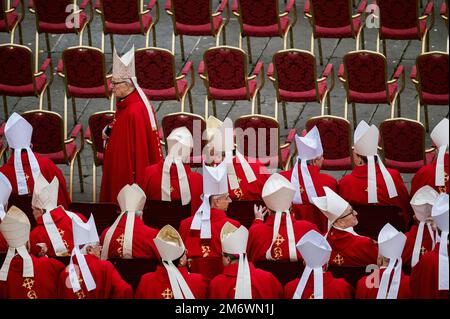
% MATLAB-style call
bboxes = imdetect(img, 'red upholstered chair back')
[343,51,387,94]
[101,0,140,24]
[380,118,425,164]
[34,0,73,24]
[110,258,158,290]
[88,111,115,165]
[306,116,352,161]
[203,47,248,90]
[327,266,367,288]
[135,48,176,91]
[143,200,191,230]
[238,0,279,26]
[378,0,419,30]
[254,261,304,286]
[68,201,121,235]
[311,0,352,28]
[62,46,107,89]
[0,44,34,86]
[21,111,65,155]
[273,50,317,93]
[172,0,212,26]
[416,52,449,95]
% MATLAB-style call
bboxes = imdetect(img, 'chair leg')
[361,28,365,50]
[318,38,323,65]
[188,91,193,113]
[2,96,8,118]
[152,26,157,47]
[282,102,288,129]
[352,102,357,129]
[180,35,185,61]
[383,39,387,58]
[212,100,217,117]
[257,91,261,114]
[69,158,75,200]
[47,88,52,111]
[71,97,77,124]
[87,24,92,46]
[290,27,294,48]
[327,94,331,115]
[92,163,97,203]
[246,36,252,64]
[110,34,114,53]
[424,104,430,132]
[18,23,23,45]
[145,29,150,47]
[397,95,401,117]
[77,152,84,193]
[45,33,51,58]
[222,27,227,45]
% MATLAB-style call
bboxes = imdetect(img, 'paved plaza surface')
[0,0,449,202]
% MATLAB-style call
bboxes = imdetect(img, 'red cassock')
[247,214,319,263]
[135,265,208,299]
[0,255,65,299]
[338,165,413,228]
[99,90,163,203]
[280,165,338,233]
[284,271,354,299]
[178,208,241,281]
[410,243,449,299]
[140,160,203,215]
[411,153,449,196]
[100,215,159,259]
[355,268,411,299]
[208,262,284,299]
[58,254,133,299]
[327,228,378,267]
[0,233,7,252]
[402,223,435,267]
[29,206,87,257]
[228,157,269,201]
[0,152,70,208]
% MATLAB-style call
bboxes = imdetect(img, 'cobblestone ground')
[0,0,448,202]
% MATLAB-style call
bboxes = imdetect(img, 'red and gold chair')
[0,0,24,44]
[0,121,5,161]
[268,49,335,129]
[143,199,191,230]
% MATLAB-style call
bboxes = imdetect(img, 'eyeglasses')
[336,208,356,221]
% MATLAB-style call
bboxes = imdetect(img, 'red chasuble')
[140,160,203,215]
[410,243,449,299]
[411,153,449,196]
[99,90,163,203]
[135,265,208,299]
[280,165,338,233]
[0,233,7,252]
[58,254,133,299]
[208,262,284,299]
[100,215,159,259]
[0,255,64,299]
[178,209,240,280]
[0,152,70,208]
[338,165,413,228]
[327,227,378,267]
[284,271,354,299]
[402,223,435,267]
[355,268,412,299]
[29,206,87,257]
[247,213,319,263]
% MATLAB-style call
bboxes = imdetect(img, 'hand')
[254,204,268,221]
[36,243,48,257]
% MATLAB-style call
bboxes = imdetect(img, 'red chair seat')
[380,20,426,40]
[68,79,112,98]
[385,151,436,174]
[38,13,87,33]
[141,79,188,101]
[315,17,361,38]
[0,74,47,96]
[242,15,289,37]
[322,157,352,171]
[421,91,449,105]
[175,15,222,36]
[105,13,152,34]
[36,141,77,164]
[348,82,397,104]
[209,79,257,100]
[0,12,19,32]
[279,81,327,102]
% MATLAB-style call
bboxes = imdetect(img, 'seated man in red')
[58,215,133,299]
[338,121,412,229]
[206,116,268,202]
[411,193,449,299]
[29,174,87,258]
[280,126,337,233]
[411,118,449,196]
[312,187,378,267]
[209,222,283,299]
[247,173,318,263]
[356,223,411,299]
[403,186,439,268]
[0,172,12,252]
[178,161,240,282]
[285,230,353,299]
[141,127,203,215]
[0,206,64,299]
[100,183,159,260]
[135,225,208,299]
[1,113,70,208]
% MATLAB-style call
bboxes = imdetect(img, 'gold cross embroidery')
[24,173,30,181]
[333,253,344,266]
[275,234,285,246]
[299,185,305,194]
[76,290,86,299]
[309,293,315,299]
[27,290,38,299]
[161,288,173,299]
[201,245,210,258]
[234,188,243,199]
[116,233,125,257]
[438,186,447,194]
[420,246,427,255]
[22,278,35,290]
[273,246,283,260]
[170,186,175,193]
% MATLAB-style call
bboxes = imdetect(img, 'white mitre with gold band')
[154,225,194,299]
[262,173,297,261]
[0,172,12,221]
[101,184,146,260]
[0,206,34,281]
[430,118,449,187]
[221,222,252,299]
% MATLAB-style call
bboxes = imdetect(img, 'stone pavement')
[0,0,448,202]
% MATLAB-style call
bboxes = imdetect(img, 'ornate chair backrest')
[33,0,74,29]
[416,52,449,96]
[171,0,212,26]
[310,0,355,36]
[100,0,141,24]
[237,0,281,32]
[0,44,36,92]
[378,0,420,35]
